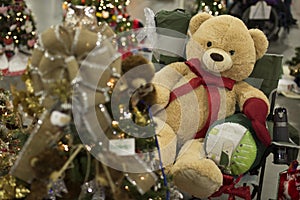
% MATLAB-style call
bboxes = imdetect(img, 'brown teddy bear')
[144,12,271,198]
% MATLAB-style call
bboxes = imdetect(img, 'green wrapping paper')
[205,113,266,175]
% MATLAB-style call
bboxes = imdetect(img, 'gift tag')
[109,138,135,156]
[50,110,71,127]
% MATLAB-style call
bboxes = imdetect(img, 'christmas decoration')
[63,0,141,33]
[0,0,37,76]
[184,0,227,16]
[9,6,120,199]
[1,6,176,199]
[0,88,31,199]
[286,47,300,88]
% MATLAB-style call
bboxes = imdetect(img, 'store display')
[138,12,270,198]
[0,0,298,198]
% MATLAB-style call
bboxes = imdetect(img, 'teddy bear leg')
[170,139,223,198]
[153,116,177,169]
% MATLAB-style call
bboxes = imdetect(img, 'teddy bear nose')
[210,53,224,62]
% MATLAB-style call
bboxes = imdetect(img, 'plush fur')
[147,13,270,198]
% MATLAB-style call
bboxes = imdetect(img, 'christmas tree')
[286,47,300,68]
[64,0,138,32]
[184,0,227,16]
[286,47,300,87]
[0,0,37,57]
[0,0,37,76]
[0,88,31,199]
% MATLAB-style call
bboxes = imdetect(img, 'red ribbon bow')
[168,58,236,138]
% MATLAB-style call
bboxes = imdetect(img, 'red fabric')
[133,19,142,29]
[1,68,26,76]
[121,51,133,60]
[168,58,235,138]
[210,174,251,200]
[278,161,300,200]
[243,98,271,146]
[186,58,236,90]
[196,85,220,138]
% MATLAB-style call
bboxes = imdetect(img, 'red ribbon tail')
[227,186,251,200]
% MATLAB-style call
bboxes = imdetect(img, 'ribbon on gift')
[10,18,122,184]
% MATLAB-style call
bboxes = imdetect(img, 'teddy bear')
[141,12,272,198]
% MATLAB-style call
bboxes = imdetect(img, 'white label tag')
[109,138,135,156]
[50,110,71,127]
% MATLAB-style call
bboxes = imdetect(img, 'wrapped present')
[10,5,121,184]
[277,160,300,200]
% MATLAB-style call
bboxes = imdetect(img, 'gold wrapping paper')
[30,48,44,67]
[40,26,73,56]
[29,71,44,94]
[65,56,79,81]
[73,28,98,59]
[10,112,62,183]
[38,56,65,75]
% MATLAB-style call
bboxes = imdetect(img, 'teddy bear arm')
[148,62,190,107]
[234,81,270,112]
[234,81,272,146]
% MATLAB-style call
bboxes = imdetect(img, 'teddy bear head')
[186,13,269,81]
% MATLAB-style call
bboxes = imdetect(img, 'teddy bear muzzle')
[202,48,233,73]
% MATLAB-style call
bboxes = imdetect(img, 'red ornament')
[3,37,13,45]
[27,38,36,48]
[5,50,15,59]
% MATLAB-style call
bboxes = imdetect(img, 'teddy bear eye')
[229,50,235,55]
[207,41,212,47]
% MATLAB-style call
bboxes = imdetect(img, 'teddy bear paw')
[171,157,223,198]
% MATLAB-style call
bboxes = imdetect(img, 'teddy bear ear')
[189,12,213,35]
[249,29,269,60]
